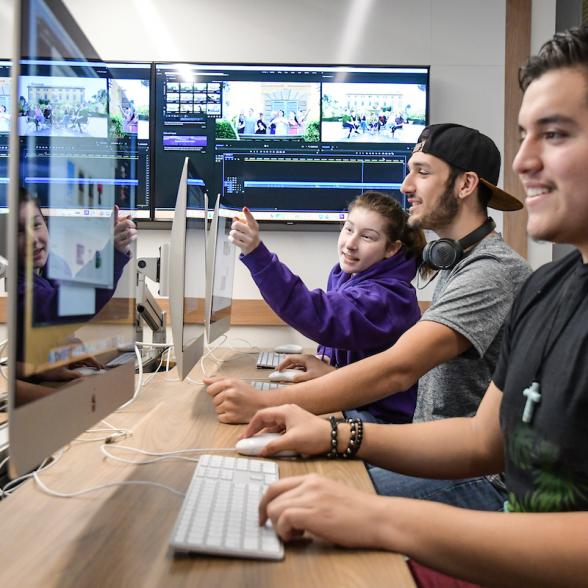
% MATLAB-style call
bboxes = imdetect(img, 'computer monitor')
[169,157,207,380]
[0,59,11,212]
[16,57,152,219]
[0,209,8,279]
[205,196,236,344]
[153,62,430,224]
[7,0,136,477]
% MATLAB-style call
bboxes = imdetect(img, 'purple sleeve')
[241,243,418,350]
[94,248,129,314]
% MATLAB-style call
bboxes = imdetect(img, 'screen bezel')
[204,195,235,344]
[168,157,206,380]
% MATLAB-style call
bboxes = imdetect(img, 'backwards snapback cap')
[414,123,523,211]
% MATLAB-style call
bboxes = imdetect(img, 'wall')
[0,0,557,347]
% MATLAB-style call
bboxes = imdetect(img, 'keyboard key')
[255,352,285,369]
[250,380,286,392]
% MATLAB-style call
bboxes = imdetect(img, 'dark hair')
[348,190,426,262]
[519,25,588,91]
[445,163,491,213]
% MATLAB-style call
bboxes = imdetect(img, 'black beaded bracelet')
[342,417,364,459]
[325,416,364,459]
[326,415,339,458]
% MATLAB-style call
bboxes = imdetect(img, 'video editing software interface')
[16,59,151,217]
[154,63,429,221]
[0,60,10,210]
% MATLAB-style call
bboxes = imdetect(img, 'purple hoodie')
[241,242,420,422]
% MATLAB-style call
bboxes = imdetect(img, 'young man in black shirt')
[241,26,588,588]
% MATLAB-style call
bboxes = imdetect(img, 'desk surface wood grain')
[0,351,415,588]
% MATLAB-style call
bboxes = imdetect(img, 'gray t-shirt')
[414,233,531,423]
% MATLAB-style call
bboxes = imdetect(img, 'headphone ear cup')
[423,238,463,270]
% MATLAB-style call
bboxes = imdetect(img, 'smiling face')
[337,206,398,274]
[401,151,459,232]
[513,67,588,258]
[18,201,49,270]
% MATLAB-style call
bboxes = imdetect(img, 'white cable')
[34,474,186,499]
[33,444,236,500]
[186,374,204,385]
[74,419,132,444]
[134,341,171,348]
[117,345,143,410]
[226,337,256,350]
[0,338,7,382]
[1,450,64,498]
[225,337,263,361]
[0,455,9,473]
[205,334,228,363]
[101,444,234,465]
[141,347,170,387]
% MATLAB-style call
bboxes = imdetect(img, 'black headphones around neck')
[422,217,496,271]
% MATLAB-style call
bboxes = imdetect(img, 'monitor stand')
[136,247,173,373]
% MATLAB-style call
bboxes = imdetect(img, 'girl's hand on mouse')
[244,404,332,457]
[229,207,260,255]
[277,354,336,382]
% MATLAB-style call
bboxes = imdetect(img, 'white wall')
[0,0,558,347]
[528,0,557,269]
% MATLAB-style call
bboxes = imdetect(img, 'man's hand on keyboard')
[276,354,336,382]
[259,473,386,548]
[204,377,269,424]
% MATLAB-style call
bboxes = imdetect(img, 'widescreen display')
[154,63,429,222]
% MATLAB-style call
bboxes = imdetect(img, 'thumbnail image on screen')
[153,63,429,222]
[17,60,152,217]
[0,60,11,210]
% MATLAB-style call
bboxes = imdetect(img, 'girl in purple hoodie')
[228,191,426,423]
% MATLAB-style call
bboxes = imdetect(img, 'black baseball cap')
[413,123,523,211]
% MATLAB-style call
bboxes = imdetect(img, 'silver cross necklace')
[522,268,586,424]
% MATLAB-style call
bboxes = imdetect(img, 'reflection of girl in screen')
[220,191,428,424]
[269,110,288,134]
[121,104,138,134]
[287,111,300,135]
[16,200,136,405]
[15,198,136,396]
[237,111,246,134]
[17,200,136,324]
[255,113,267,134]
[0,104,9,132]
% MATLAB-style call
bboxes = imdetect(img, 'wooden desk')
[0,351,415,588]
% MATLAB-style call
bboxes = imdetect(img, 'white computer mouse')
[268,369,301,382]
[235,433,297,457]
[274,343,303,354]
[75,367,106,377]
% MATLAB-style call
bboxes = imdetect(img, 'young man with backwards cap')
[207,123,531,509]
[235,25,588,587]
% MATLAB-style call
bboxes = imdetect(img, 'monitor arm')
[136,243,170,345]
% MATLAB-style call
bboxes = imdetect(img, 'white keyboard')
[170,454,284,560]
[256,351,284,369]
[105,351,136,368]
[250,380,286,391]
